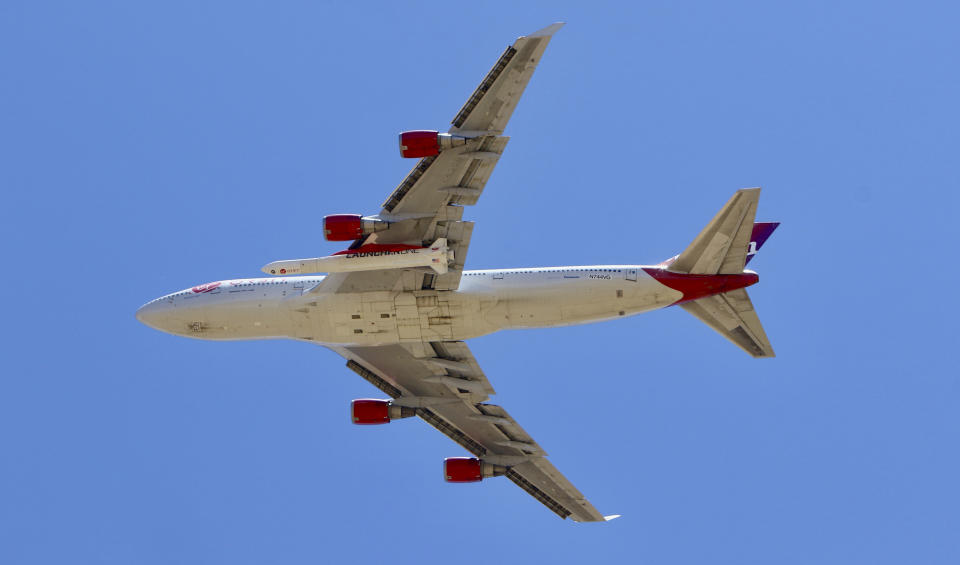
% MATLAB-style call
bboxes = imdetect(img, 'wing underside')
[318,23,563,294]
[330,343,610,522]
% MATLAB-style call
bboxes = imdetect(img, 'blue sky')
[2,1,959,563]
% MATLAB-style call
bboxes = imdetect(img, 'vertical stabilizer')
[670,188,761,275]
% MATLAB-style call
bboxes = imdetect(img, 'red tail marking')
[643,269,758,305]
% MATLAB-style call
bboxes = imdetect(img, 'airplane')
[136,22,778,522]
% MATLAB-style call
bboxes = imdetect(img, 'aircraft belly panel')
[291,289,490,345]
[276,269,686,345]
[472,273,682,330]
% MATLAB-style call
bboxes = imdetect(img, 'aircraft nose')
[136,299,172,331]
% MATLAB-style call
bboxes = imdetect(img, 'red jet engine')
[323,215,389,241]
[443,457,507,483]
[398,130,469,158]
[350,399,415,425]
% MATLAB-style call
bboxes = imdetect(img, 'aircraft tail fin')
[745,222,780,266]
[681,288,775,358]
[669,188,761,275]
[666,188,778,357]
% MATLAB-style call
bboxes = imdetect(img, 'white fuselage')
[136,266,684,345]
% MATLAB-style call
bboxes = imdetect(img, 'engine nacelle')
[351,399,415,425]
[323,214,389,241]
[398,130,469,158]
[443,457,507,483]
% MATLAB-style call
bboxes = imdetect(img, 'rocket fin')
[428,238,450,274]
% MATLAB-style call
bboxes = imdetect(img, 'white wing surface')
[329,342,611,522]
[319,23,563,294]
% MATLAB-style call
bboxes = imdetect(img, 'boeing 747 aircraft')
[137,23,778,522]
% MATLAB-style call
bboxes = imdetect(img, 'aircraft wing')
[328,341,614,522]
[319,23,563,294]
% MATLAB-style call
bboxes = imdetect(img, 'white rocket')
[262,238,453,276]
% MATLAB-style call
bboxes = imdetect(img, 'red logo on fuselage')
[191,282,222,293]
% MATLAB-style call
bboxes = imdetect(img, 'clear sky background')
[2,1,959,563]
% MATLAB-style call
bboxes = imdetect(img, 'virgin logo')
[191,282,222,294]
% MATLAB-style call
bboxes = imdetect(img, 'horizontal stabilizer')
[681,288,775,358]
[671,188,761,275]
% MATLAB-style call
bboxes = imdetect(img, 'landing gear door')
[626,268,637,282]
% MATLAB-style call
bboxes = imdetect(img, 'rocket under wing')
[261,239,452,276]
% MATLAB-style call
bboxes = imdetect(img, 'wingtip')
[571,512,621,523]
[526,22,565,38]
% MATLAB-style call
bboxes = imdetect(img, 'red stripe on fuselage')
[642,268,759,305]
